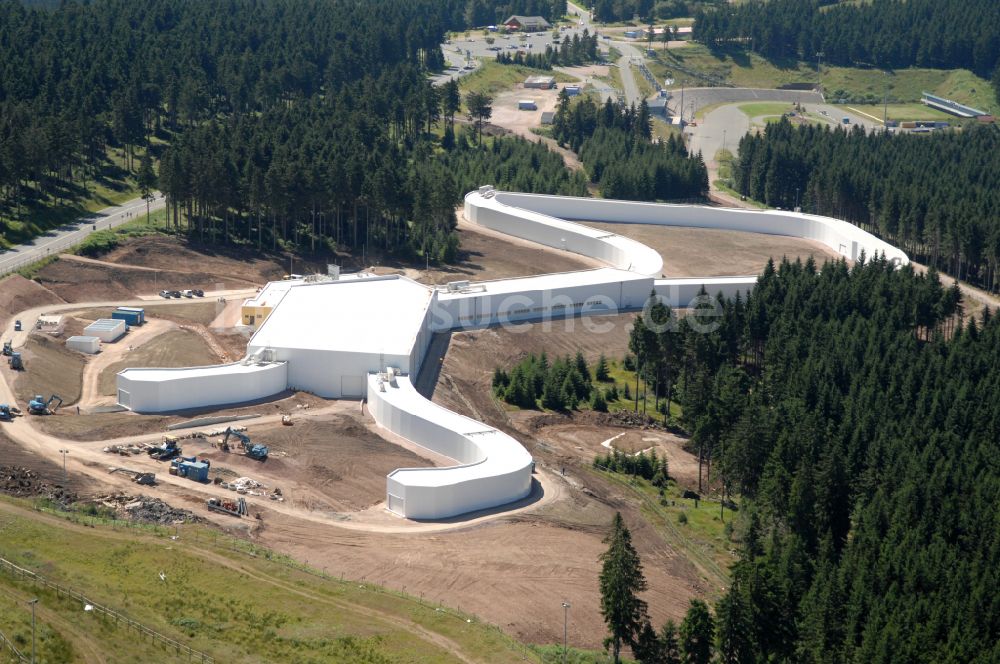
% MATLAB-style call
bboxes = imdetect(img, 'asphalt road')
[0,193,166,277]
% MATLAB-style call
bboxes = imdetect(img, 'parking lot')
[430,22,607,87]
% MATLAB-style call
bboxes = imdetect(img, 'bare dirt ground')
[208,415,434,513]
[0,274,65,317]
[372,224,591,285]
[412,316,713,645]
[34,254,258,302]
[486,84,584,171]
[96,327,221,397]
[11,332,86,406]
[581,222,843,276]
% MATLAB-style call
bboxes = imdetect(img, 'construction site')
[0,190,909,651]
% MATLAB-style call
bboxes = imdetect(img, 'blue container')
[112,310,141,326]
[114,307,145,325]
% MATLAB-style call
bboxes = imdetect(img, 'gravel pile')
[94,493,203,525]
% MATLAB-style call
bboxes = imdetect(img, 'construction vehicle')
[0,404,21,421]
[28,394,62,415]
[207,496,248,517]
[2,341,12,356]
[109,468,156,485]
[147,436,181,461]
[8,352,23,371]
[222,427,269,460]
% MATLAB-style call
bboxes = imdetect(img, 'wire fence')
[0,556,214,663]
[0,626,28,664]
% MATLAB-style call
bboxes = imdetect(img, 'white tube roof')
[374,374,533,488]
[119,361,282,383]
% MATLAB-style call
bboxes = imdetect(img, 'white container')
[66,335,100,354]
[84,318,126,342]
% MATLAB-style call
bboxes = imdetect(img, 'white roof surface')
[376,375,533,488]
[249,276,432,355]
[118,361,279,383]
[437,267,647,301]
[67,335,99,342]
[86,318,125,330]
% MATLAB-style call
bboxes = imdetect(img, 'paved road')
[612,41,644,105]
[669,87,825,122]
[0,193,166,277]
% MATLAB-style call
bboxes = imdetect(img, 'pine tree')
[680,599,714,664]
[599,512,649,663]
[592,389,608,412]
[658,619,682,664]
[596,353,611,381]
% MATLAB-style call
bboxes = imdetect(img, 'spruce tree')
[596,353,611,381]
[680,599,714,664]
[599,512,649,663]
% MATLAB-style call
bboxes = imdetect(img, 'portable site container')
[112,309,142,326]
[114,307,145,325]
[84,318,126,342]
[66,336,100,354]
[518,99,537,110]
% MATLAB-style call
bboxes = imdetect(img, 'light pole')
[28,598,38,664]
[59,449,68,486]
[561,601,571,663]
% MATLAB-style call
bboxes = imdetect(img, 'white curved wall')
[367,373,533,520]
[117,362,287,413]
[464,188,908,269]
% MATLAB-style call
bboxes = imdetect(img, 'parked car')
[168,290,182,298]
[159,290,172,299]
[13,320,21,331]
[181,289,194,298]
[191,289,204,297]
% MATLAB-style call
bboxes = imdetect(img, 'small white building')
[518,99,538,110]
[84,318,125,342]
[524,75,555,89]
[66,335,100,354]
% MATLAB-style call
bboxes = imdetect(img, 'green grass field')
[0,497,541,663]
[0,147,149,251]
[458,61,574,100]
[737,102,796,119]
[841,103,957,122]
[646,43,995,110]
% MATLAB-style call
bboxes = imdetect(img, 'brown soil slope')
[0,274,66,318]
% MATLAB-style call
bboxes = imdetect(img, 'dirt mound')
[0,466,75,502]
[0,274,65,317]
[13,332,85,406]
[91,492,202,524]
[102,235,289,284]
[33,255,255,302]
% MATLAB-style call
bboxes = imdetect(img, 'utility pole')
[59,448,68,486]
[561,601,571,664]
[679,80,685,127]
[28,598,38,664]
[883,71,889,130]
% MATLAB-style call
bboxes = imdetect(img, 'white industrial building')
[117,187,907,520]
[85,318,125,342]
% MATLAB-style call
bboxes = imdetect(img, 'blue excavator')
[28,394,62,415]
[0,404,21,421]
[222,427,269,461]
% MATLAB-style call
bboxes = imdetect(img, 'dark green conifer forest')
[684,257,997,662]
[732,118,1000,291]
[695,0,1000,79]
